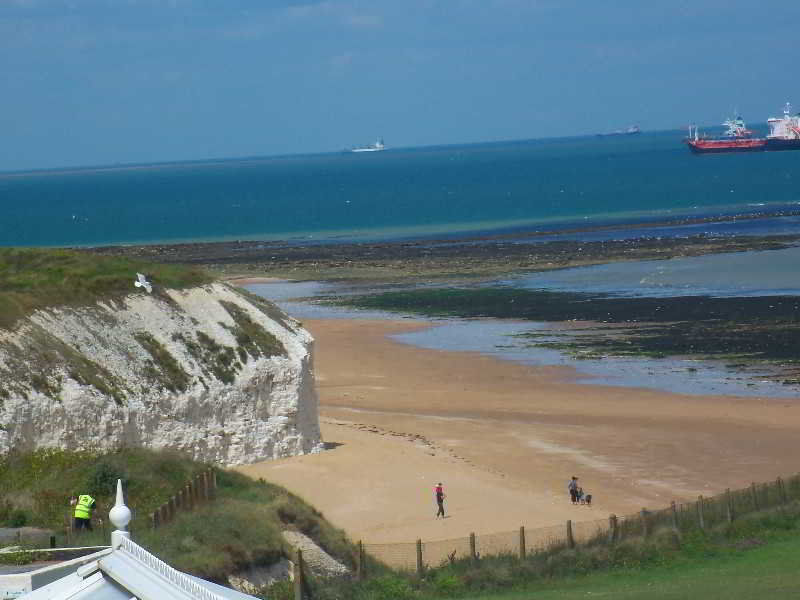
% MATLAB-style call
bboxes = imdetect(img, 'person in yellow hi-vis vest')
[71,494,97,532]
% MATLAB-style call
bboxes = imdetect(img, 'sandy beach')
[237,316,800,545]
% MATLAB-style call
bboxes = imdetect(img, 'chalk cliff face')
[0,283,323,465]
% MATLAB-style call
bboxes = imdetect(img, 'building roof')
[18,481,260,600]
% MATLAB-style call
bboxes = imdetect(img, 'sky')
[1,0,799,171]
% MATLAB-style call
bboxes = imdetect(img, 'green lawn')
[466,534,800,600]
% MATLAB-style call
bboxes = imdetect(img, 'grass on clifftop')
[0,247,212,328]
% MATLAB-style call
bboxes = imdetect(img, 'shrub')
[85,461,126,497]
[9,509,28,528]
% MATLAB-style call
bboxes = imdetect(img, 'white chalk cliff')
[0,283,323,465]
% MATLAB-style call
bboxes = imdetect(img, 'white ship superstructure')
[766,102,800,150]
[350,138,385,153]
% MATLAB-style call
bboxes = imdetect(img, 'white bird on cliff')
[134,272,153,293]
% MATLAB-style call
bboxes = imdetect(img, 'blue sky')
[1,0,798,171]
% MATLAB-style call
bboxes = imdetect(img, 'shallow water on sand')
[506,245,800,298]
[247,280,798,399]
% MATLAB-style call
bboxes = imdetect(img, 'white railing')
[118,535,228,600]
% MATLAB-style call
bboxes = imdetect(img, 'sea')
[1,129,799,247]
[3,131,799,398]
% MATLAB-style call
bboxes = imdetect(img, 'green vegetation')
[135,332,191,393]
[286,505,800,600]
[168,302,286,386]
[0,449,361,584]
[0,449,203,533]
[0,247,212,329]
[220,300,286,360]
[451,534,800,600]
[3,449,800,598]
[0,326,129,405]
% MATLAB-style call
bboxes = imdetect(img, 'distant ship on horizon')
[348,138,386,153]
[685,102,800,154]
[596,125,641,137]
[685,115,766,154]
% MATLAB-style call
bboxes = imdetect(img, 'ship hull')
[686,139,766,154]
[765,138,800,151]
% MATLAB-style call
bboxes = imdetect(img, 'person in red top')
[434,483,446,518]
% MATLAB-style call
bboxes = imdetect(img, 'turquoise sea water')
[1,131,799,247]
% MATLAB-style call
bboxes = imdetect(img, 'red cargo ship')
[685,116,766,154]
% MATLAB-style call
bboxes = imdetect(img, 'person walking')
[434,482,446,518]
[568,476,579,504]
[71,493,96,532]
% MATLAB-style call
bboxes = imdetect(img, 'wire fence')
[363,473,800,572]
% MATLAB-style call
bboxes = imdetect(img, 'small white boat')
[349,138,385,152]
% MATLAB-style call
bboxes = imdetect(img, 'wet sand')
[237,318,800,544]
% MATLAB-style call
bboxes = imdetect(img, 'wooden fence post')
[293,549,305,600]
[211,470,217,498]
[696,496,705,530]
[356,540,365,581]
[50,535,56,549]
[566,520,575,549]
[185,484,194,511]
[152,511,159,530]
[519,526,526,560]
[169,496,176,521]
[201,471,210,501]
[416,539,424,575]
[469,532,478,562]
[608,514,618,543]
[777,477,787,504]
[725,489,734,523]
[641,509,649,538]
[66,508,73,545]
[750,482,759,511]
[670,501,680,534]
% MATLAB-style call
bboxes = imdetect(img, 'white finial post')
[109,479,132,549]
